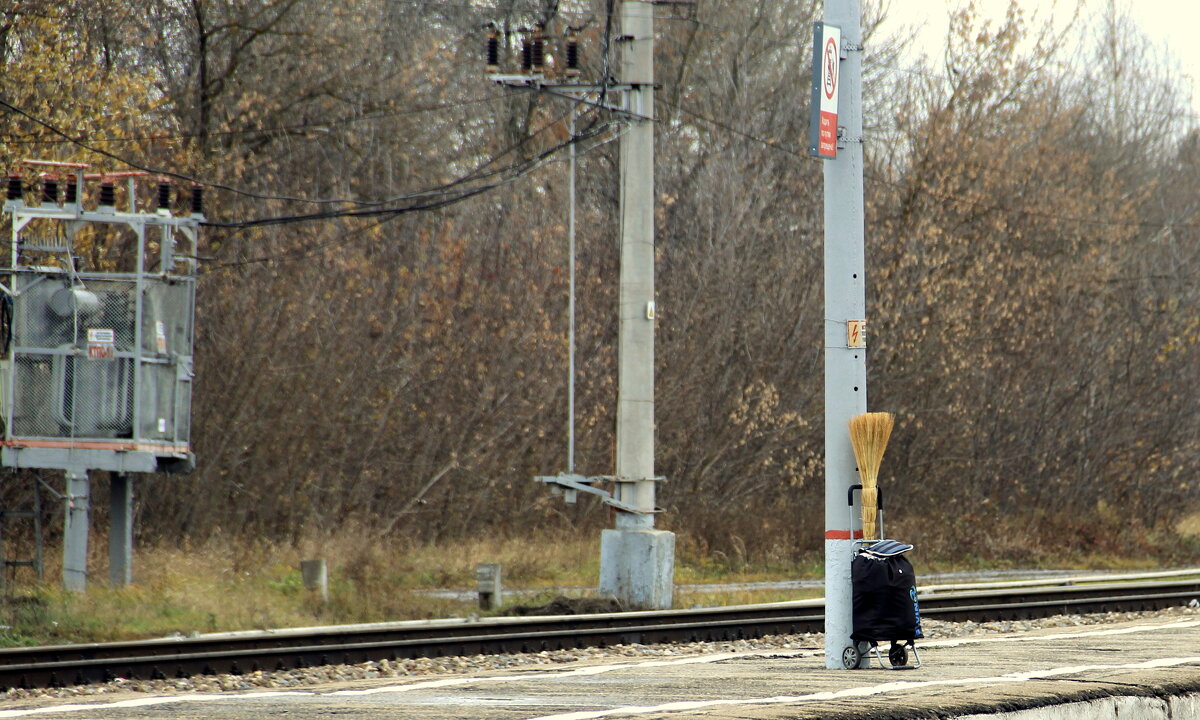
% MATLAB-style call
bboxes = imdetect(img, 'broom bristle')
[850,412,894,541]
[849,412,894,487]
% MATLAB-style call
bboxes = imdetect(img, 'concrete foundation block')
[300,559,328,603]
[476,563,502,611]
[599,528,675,610]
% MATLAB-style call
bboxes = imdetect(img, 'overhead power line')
[0,93,587,214]
[203,107,614,232]
[211,126,629,269]
[660,94,1200,236]
[0,92,522,147]
[0,97,381,206]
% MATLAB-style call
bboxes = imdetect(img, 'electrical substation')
[0,160,201,591]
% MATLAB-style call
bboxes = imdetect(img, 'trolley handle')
[847,483,884,511]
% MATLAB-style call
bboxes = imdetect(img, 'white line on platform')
[921,619,1200,649]
[526,655,1200,720]
[0,691,312,718]
[0,620,1196,718]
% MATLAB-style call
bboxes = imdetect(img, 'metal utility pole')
[821,0,867,668]
[598,0,675,610]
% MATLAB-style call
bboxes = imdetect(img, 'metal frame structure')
[1,160,201,590]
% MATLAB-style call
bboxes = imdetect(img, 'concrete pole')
[109,473,133,586]
[568,108,577,475]
[63,469,90,592]
[599,0,675,610]
[823,0,866,668]
[613,0,655,528]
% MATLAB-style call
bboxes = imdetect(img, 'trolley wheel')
[888,643,908,668]
[841,645,861,670]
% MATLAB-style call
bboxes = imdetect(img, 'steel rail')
[0,578,1197,690]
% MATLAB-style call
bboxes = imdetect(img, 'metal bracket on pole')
[487,75,650,119]
[487,72,547,86]
[535,473,665,514]
[836,129,864,149]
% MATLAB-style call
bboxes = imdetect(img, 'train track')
[0,572,1197,691]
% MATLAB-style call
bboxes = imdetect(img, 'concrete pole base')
[63,471,89,593]
[109,473,133,586]
[825,537,864,668]
[599,528,675,610]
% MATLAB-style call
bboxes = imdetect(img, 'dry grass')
[0,528,820,646]
[0,529,607,646]
[1177,512,1200,538]
[0,518,1193,647]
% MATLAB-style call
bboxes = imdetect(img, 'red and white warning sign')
[808,22,841,159]
[847,319,866,349]
[87,328,116,359]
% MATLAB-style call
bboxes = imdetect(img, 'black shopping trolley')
[842,484,923,670]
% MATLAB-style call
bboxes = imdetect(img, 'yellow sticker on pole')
[847,320,866,348]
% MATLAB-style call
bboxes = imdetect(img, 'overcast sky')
[881,0,1200,116]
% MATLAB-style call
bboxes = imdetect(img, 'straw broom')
[849,412,894,541]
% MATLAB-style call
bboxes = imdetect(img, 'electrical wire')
[0,0,645,213]
[656,96,815,161]
[0,92,574,211]
[14,3,1185,241]
[359,0,704,25]
[207,111,627,269]
[0,92,523,147]
[659,94,1200,236]
[0,96,384,206]
[401,100,592,199]
[204,114,613,230]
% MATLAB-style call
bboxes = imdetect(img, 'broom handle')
[846,484,884,510]
[846,484,885,539]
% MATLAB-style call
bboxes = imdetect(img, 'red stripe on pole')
[825,530,864,540]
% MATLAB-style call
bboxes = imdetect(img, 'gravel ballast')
[3,605,1198,702]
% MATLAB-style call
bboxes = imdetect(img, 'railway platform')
[1,613,1198,719]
